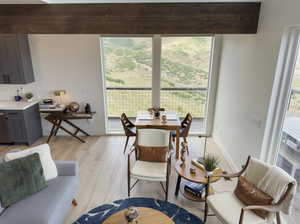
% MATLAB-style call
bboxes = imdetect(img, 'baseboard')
[212,134,239,172]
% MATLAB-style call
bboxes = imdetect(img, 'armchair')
[204,156,296,224]
[127,129,171,201]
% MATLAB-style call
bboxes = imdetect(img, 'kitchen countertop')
[0,100,39,110]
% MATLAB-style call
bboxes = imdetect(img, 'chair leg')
[276,212,281,224]
[123,136,130,154]
[72,199,78,206]
[165,176,169,201]
[183,137,189,155]
[128,172,131,197]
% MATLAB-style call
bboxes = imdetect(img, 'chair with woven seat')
[127,129,171,201]
[171,113,192,153]
[204,156,297,224]
[120,113,136,154]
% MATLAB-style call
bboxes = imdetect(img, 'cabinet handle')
[8,112,18,115]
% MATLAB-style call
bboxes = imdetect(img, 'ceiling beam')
[0,3,261,34]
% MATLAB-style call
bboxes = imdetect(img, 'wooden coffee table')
[103,207,174,224]
[175,158,222,202]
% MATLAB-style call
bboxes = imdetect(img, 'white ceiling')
[0,0,260,4]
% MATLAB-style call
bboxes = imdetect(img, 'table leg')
[58,124,86,143]
[64,120,90,136]
[204,180,210,222]
[54,120,62,136]
[47,119,58,143]
[176,127,180,159]
[175,175,181,196]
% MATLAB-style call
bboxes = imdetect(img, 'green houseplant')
[25,92,34,102]
[203,154,219,175]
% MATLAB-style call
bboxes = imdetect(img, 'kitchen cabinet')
[0,103,42,145]
[0,34,35,84]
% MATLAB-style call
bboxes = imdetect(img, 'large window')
[103,37,152,117]
[101,36,214,133]
[161,37,212,118]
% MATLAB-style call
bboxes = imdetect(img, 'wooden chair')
[147,107,165,111]
[120,113,136,154]
[171,113,193,153]
[127,129,171,201]
[204,156,296,224]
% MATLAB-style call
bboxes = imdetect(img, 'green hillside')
[103,37,212,117]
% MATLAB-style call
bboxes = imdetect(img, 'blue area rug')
[74,197,203,224]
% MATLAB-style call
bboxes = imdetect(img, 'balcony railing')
[289,89,300,115]
[106,87,207,118]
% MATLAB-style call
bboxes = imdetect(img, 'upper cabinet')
[0,34,35,84]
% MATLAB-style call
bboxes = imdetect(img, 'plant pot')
[205,168,217,177]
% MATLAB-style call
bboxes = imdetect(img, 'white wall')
[213,0,300,169]
[0,35,106,135]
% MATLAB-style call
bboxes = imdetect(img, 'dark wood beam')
[0,3,261,34]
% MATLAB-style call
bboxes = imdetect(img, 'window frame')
[99,34,221,135]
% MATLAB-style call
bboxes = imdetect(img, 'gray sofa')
[0,161,79,224]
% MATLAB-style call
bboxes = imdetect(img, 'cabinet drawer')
[6,110,23,118]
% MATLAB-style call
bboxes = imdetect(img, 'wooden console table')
[44,112,95,143]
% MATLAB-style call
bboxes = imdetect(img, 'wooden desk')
[135,112,181,159]
[44,112,95,143]
[103,207,174,224]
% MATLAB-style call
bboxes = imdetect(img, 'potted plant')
[203,154,219,176]
[25,92,34,102]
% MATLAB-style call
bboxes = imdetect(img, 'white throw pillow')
[5,144,58,181]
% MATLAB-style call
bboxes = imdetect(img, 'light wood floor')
[1,136,297,223]
[0,136,237,224]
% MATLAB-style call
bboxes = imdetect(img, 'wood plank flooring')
[0,136,244,224]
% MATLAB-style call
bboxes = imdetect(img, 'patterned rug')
[74,197,203,224]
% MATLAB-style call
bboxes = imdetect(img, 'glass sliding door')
[160,37,213,133]
[102,37,152,132]
[276,42,300,224]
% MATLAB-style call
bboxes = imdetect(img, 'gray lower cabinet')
[0,34,35,84]
[0,104,42,145]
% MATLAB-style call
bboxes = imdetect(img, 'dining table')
[134,111,181,159]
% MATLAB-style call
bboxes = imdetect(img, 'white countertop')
[0,100,39,111]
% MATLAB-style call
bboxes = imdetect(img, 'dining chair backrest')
[243,157,270,187]
[137,129,170,147]
[148,107,165,112]
[181,113,193,137]
[136,129,170,162]
[120,113,135,136]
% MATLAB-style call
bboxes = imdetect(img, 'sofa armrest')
[55,161,78,177]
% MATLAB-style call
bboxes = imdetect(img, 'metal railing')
[106,87,207,118]
[289,89,300,115]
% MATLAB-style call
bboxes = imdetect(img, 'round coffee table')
[175,158,222,202]
[103,207,174,224]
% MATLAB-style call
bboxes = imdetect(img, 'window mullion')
[152,35,161,108]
